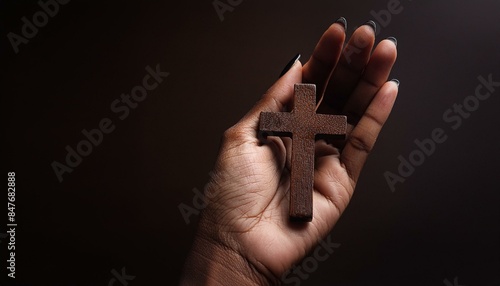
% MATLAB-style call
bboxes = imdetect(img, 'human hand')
[181,19,398,285]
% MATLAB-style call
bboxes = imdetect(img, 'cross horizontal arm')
[259,112,294,136]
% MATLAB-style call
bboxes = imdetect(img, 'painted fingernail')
[363,20,377,34]
[279,53,301,78]
[390,79,400,87]
[335,17,347,31]
[386,36,398,47]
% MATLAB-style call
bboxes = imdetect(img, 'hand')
[181,19,398,285]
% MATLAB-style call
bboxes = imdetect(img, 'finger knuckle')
[348,134,374,154]
[222,125,246,142]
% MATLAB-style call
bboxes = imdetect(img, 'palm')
[204,21,398,279]
[210,131,350,275]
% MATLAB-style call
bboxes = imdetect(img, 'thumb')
[239,60,303,129]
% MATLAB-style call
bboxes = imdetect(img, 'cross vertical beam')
[259,84,347,222]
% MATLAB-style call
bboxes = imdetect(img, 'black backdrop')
[2,0,500,285]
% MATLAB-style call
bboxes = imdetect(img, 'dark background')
[1,0,500,285]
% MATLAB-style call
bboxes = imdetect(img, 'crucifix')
[259,84,347,222]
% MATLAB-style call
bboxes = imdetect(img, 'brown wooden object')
[259,84,347,222]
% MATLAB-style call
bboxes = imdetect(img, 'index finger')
[302,18,347,102]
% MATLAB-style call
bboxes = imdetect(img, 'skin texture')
[181,20,398,285]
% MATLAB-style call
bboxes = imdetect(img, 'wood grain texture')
[259,84,347,222]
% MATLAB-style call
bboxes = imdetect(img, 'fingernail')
[363,20,377,34]
[386,36,398,47]
[335,17,347,31]
[279,53,301,78]
[390,78,400,87]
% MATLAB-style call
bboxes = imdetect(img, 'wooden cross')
[259,84,347,222]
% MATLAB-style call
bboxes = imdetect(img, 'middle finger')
[320,21,377,112]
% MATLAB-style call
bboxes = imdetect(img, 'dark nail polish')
[363,20,377,34]
[279,53,301,78]
[390,79,400,87]
[386,36,398,47]
[335,17,347,31]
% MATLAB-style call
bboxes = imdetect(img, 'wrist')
[181,215,280,285]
